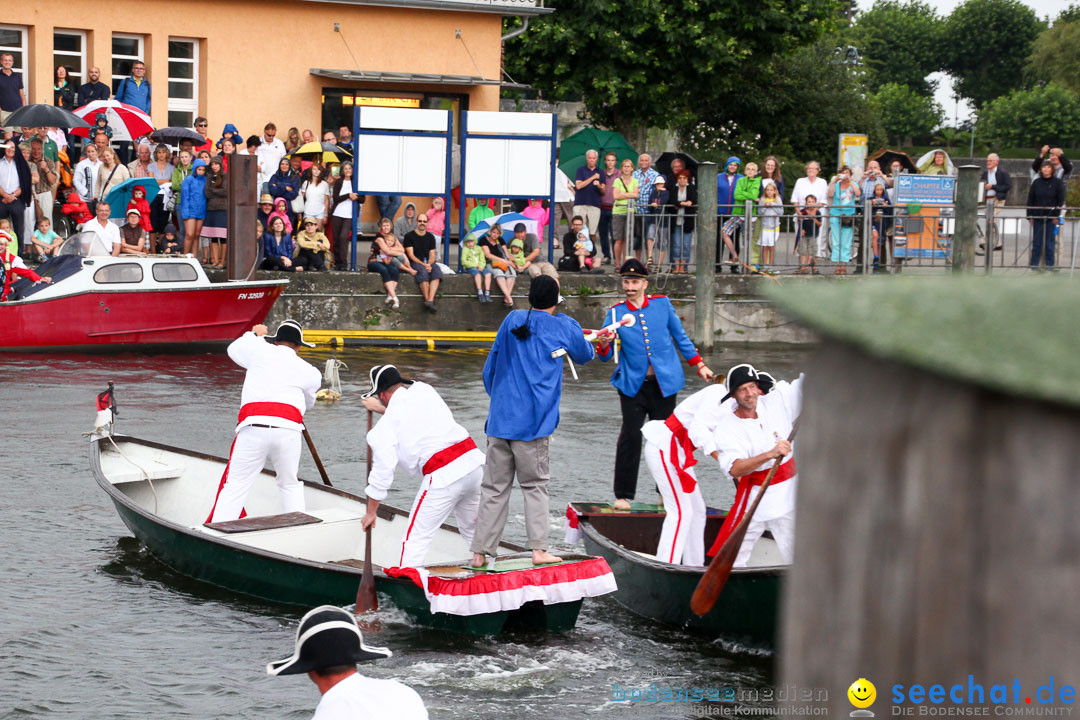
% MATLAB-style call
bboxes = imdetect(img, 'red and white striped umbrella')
[69,100,155,143]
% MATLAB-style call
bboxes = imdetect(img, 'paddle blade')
[689,520,748,616]
[355,527,378,614]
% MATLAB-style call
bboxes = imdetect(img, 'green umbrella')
[558,128,638,177]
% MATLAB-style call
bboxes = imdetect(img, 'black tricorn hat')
[618,258,649,278]
[267,606,391,676]
[361,364,414,399]
[722,363,760,401]
[757,371,776,395]
[265,320,315,348]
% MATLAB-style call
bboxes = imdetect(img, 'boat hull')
[1,283,285,351]
[94,438,584,636]
[576,505,784,646]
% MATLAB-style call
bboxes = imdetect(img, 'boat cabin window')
[152,262,198,282]
[93,263,144,284]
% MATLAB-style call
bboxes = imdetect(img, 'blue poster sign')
[895,174,956,204]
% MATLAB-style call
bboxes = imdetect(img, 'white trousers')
[734,510,795,568]
[210,426,305,523]
[399,466,482,567]
[645,441,705,566]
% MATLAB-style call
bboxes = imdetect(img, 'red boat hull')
[0,284,285,351]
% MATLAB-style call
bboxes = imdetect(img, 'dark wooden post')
[694,162,717,350]
[775,277,1080,715]
[227,154,259,280]
[953,164,979,273]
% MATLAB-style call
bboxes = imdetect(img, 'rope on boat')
[106,433,159,514]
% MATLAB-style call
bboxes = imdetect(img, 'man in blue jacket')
[715,156,742,269]
[471,275,594,567]
[596,259,714,509]
[114,61,151,163]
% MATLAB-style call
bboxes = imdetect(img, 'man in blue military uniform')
[596,259,714,509]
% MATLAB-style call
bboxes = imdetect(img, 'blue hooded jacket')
[716,155,743,215]
[216,123,241,149]
[180,160,208,219]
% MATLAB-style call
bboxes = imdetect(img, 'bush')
[979,84,1080,147]
[873,83,945,145]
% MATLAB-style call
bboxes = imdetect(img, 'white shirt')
[332,180,354,219]
[227,331,321,432]
[641,384,728,454]
[47,127,68,151]
[73,158,101,199]
[365,381,485,501]
[790,177,828,209]
[713,375,803,522]
[82,218,122,255]
[313,673,428,720]
[555,167,575,203]
[0,156,19,194]
[303,180,330,218]
[986,167,997,197]
[256,136,287,186]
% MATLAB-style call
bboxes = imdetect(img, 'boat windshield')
[58,232,112,258]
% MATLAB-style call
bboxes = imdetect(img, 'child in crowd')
[127,186,154,233]
[574,230,594,270]
[522,198,549,244]
[869,183,893,271]
[92,113,113,141]
[722,161,760,269]
[119,210,148,255]
[797,195,822,274]
[32,217,62,263]
[62,189,93,229]
[426,196,446,243]
[160,223,180,255]
[508,237,527,268]
[757,179,783,267]
[460,235,492,302]
[0,219,18,255]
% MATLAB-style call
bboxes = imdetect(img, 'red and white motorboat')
[1,234,287,352]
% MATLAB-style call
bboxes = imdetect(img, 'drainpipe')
[501,16,530,42]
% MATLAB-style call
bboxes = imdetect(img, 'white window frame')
[111,33,144,95]
[167,38,199,128]
[54,29,87,85]
[0,24,28,75]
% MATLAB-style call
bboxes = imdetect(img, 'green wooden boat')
[91,435,613,636]
[571,502,786,647]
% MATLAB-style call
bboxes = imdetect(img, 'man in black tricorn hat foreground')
[268,605,428,718]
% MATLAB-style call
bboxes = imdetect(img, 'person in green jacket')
[461,235,492,302]
[721,162,760,270]
[468,198,496,235]
[170,149,193,247]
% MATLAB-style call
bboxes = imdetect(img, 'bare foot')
[471,553,487,569]
[613,498,632,510]
[532,550,562,565]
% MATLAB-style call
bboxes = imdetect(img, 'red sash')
[707,458,796,557]
[664,414,698,493]
[422,437,478,476]
[205,402,305,523]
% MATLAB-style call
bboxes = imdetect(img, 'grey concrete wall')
[249,269,818,345]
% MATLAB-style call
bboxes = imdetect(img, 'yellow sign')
[838,134,868,173]
[355,96,421,109]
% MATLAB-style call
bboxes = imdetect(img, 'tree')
[978,83,1080,147]
[849,0,945,95]
[872,82,943,144]
[501,0,840,133]
[943,0,1044,108]
[1057,4,1080,23]
[1026,21,1080,95]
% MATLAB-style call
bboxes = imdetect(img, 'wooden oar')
[355,410,378,614]
[690,420,799,616]
[302,428,332,487]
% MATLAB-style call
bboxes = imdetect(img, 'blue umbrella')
[104,178,160,219]
[464,212,537,243]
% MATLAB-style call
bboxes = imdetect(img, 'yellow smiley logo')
[848,678,876,709]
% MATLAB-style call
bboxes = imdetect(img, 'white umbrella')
[69,100,155,143]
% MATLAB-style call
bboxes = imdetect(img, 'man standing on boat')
[206,321,322,523]
[710,363,802,567]
[268,605,428,719]
[596,259,714,510]
[361,364,485,567]
[470,275,595,568]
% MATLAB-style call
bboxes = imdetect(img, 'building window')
[111,33,144,95]
[167,38,198,128]
[54,30,86,86]
[0,25,28,74]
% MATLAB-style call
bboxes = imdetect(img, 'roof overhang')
[298,0,553,16]
[311,68,531,90]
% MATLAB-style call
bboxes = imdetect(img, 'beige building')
[4,0,546,141]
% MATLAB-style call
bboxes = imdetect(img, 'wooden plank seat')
[205,511,322,533]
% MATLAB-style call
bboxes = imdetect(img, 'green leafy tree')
[1057,4,1080,23]
[872,82,943,144]
[978,83,1080,146]
[849,0,945,95]
[1026,21,1080,95]
[943,0,1044,108]
[502,0,839,133]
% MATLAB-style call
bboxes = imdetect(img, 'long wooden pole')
[690,420,800,616]
[355,410,377,614]
[302,428,333,487]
